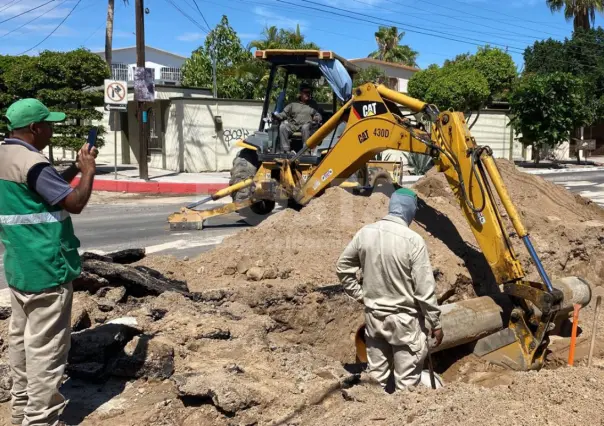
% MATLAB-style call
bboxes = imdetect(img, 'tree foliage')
[181,15,254,99]
[408,46,515,111]
[353,66,388,87]
[546,0,604,30]
[369,26,418,67]
[509,72,588,155]
[0,49,109,152]
[524,28,604,126]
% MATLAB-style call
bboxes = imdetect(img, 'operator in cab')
[336,188,443,391]
[273,82,322,153]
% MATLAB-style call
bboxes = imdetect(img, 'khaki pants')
[8,283,73,426]
[364,311,428,391]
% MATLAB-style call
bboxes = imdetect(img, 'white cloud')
[177,32,206,42]
[253,7,308,31]
[0,0,75,19]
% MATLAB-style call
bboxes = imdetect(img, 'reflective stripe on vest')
[0,210,70,226]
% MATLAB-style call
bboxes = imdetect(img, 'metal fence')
[160,67,181,83]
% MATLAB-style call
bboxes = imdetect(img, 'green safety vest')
[0,144,81,292]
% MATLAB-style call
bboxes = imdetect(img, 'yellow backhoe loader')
[168,50,591,371]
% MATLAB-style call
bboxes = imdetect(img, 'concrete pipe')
[432,276,592,354]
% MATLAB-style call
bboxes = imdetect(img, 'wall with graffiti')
[157,99,264,172]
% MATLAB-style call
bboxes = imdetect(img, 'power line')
[1,0,67,39]
[191,0,211,32]
[0,0,54,24]
[448,0,571,31]
[385,0,566,42]
[83,20,104,44]
[164,0,208,33]
[18,0,82,54]
[274,0,526,53]
[0,0,21,13]
[351,0,546,45]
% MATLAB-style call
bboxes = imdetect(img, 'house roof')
[349,58,419,72]
[93,45,187,60]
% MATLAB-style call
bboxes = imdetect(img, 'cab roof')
[254,49,359,79]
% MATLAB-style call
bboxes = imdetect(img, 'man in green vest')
[0,98,96,426]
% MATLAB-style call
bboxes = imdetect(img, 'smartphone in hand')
[87,127,98,151]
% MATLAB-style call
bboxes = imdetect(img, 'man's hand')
[77,143,96,176]
[431,328,444,347]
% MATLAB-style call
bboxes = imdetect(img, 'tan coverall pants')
[364,310,428,391]
[8,283,73,426]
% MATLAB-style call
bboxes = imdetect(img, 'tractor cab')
[243,49,359,160]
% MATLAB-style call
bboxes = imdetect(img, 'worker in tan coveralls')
[336,188,443,391]
[0,98,96,425]
[273,82,322,153]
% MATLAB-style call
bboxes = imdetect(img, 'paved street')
[1,170,604,289]
[0,195,285,289]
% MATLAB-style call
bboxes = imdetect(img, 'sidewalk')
[74,163,604,195]
[71,165,230,194]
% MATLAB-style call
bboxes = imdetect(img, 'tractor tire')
[230,149,276,216]
[230,149,259,203]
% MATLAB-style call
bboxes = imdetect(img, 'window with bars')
[111,63,129,81]
[160,67,181,83]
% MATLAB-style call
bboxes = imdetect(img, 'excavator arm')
[168,83,590,369]
[295,83,527,285]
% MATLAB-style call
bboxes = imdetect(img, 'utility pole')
[135,0,148,180]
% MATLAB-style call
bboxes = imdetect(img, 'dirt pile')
[144,159,604,305]
[415,160,604,289]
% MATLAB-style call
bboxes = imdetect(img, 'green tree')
[424,66,490,111]
[509,72,588,163]
[181,15,253,98]
[354,66,388,86]
[369,26,418,67]
[408,46,515,111]
[524,28,604,161]
[248,26,281,50]
[472,46,517,100]
[0,49,108,155]
[546,0,604,30]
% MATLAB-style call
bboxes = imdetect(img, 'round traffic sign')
[106,82,126,102]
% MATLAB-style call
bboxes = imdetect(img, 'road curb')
[72,177,229,195]
[76,166,602,195]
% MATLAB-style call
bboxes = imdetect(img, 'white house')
[349,58,419,93]
[93,45,186,86]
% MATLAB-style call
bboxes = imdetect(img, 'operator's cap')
[5,98,66,131]
[388,188,418,225]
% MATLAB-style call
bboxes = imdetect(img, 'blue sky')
[0,0,601,69]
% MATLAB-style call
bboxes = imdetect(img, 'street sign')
[104,79,128,111]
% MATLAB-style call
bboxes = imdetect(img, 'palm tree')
[248,26,281,50]
[546,0,604,30]
[369,26,418,67]
[105,0,129,67]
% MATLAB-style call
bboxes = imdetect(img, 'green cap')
[5,98,66,131]
[394,187,417,199]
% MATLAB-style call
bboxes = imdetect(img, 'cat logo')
[362,102,377,117]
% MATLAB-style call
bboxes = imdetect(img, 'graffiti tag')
[223,128,252,146]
